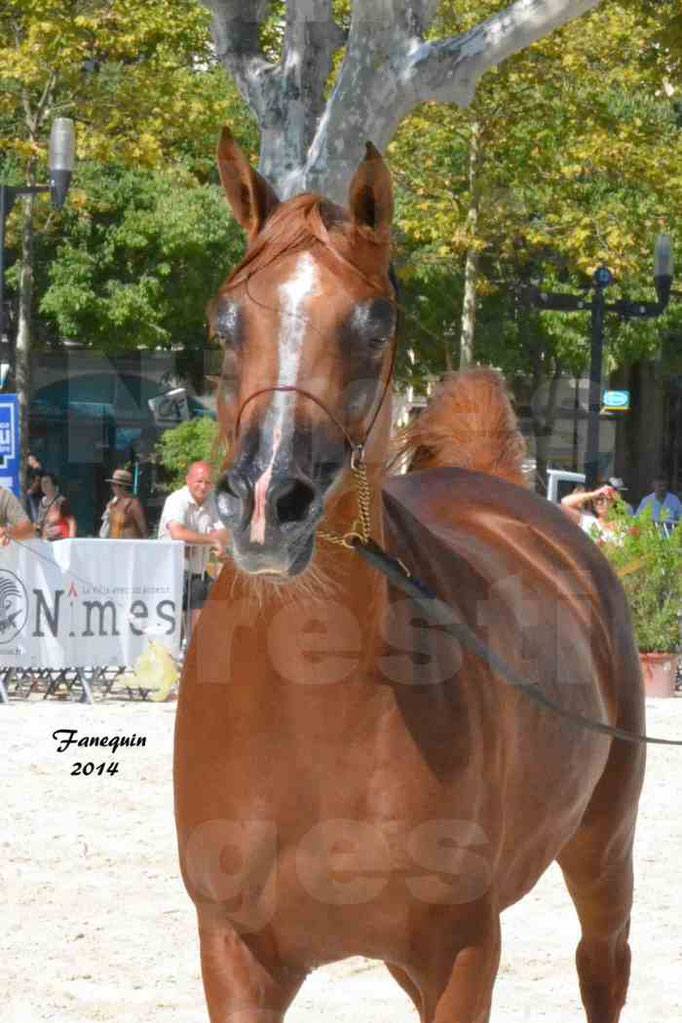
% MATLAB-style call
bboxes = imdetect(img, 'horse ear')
[348,141,393,238]
[217,127,280,239]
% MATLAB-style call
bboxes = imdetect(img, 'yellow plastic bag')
[121,640,179,702]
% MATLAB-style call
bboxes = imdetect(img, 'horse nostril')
[216,470,253,529]
[273,478,316,526]
[220,470,250,503]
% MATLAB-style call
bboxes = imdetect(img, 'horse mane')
[395,368,528,487]
[223,194,391,292]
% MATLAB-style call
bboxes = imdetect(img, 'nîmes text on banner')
[0,539,183,667]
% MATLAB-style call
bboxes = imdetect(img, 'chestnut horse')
[174,129,645,1022]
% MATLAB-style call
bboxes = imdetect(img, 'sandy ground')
[3,695,682,1023]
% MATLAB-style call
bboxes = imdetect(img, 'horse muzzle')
[215,465,325,578]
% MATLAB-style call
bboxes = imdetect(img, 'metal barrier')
[1,666,129,704]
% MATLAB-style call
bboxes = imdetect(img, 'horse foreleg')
[413,903,501,1023]
[385,963,423,1015]
[198,925,304,1023]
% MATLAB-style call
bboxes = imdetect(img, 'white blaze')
[250,427,281,545]
[249,253,319,544]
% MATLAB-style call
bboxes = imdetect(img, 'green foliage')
[0,0,258,354]
[600,506,682,652]
[5,0,682,394]
[0,0,237,172]
[389,0,682,381]
[154,417,221,493]
[34,162,245,349]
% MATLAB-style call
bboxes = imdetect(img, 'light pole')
[527,235,674,489]
[0,118,76,384]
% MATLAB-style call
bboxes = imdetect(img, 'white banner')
[0,539,184,669]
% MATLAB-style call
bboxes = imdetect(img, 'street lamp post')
[527,236,674,489]
[0,118,76,381]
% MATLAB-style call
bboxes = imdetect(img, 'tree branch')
[403,0,604,108]
[346,0,440,54]
[303,0,443,198]
[34,72,57,135]
[305,0,603,201]
[202,0,280,120]
[280,1,345,156]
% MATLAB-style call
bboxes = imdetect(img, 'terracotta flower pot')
[639,651,678,698]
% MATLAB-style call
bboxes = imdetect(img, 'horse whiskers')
[226,545,341,610]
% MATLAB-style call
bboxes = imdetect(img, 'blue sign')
[602,389,630,411]
[0,395,21,497]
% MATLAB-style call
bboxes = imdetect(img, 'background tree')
[386,0,682,484]
[202,0,610,201]
[153,416,221,492]
[4,0,682,499]
[0,0,242,483]
[35,162,245,352]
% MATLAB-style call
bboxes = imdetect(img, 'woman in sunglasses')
[561,483,624,543]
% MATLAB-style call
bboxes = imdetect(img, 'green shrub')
[153,417,222,493]
[600,504,682,653]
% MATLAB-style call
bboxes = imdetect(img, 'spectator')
[561,483,626,543]
[0,485,35,546]
[36,473,77,541]
[24,471,43,523]
[635,474,682,525]
[99,468,147,538]
[157,461,227,622]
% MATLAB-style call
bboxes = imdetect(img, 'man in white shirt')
[0,485,35,545]
[635,475,682,532]
[158,462,228,618]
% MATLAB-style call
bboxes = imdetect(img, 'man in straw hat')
[99,467,147,539]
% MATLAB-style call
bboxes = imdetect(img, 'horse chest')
[177,676,497,958]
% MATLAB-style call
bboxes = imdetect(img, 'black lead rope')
[352,538,682,748]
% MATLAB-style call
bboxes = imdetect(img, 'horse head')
[210,128,397,581]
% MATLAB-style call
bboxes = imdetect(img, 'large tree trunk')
[204,0,605,200]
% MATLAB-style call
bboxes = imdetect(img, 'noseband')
[231,334,397,549]
[233,341,398,468]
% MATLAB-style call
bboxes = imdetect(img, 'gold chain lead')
[318,448,372,550]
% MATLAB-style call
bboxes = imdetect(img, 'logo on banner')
[0,570,28,643]
[0,401,17,468]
